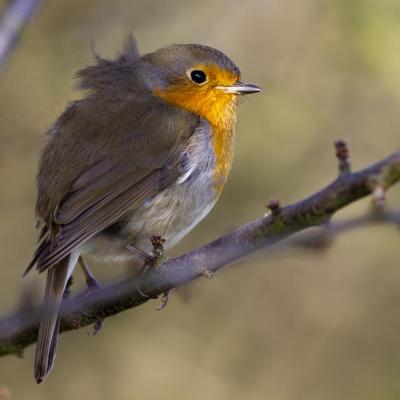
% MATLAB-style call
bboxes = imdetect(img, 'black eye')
[190,70,207,84]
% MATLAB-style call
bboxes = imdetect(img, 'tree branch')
[0,144,399,357]
[0,0,41,74]
[260,209,400,253]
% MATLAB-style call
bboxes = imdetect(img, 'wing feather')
[35,164,180,272]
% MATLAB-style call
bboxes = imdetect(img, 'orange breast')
[155,75,238,195]
[210,112,236,195]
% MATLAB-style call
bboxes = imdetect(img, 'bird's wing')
[34,162,179,272]
[26,101,198,274]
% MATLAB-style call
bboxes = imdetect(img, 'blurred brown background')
[0,0,400,399]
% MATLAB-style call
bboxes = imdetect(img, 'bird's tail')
[34,253,78,384]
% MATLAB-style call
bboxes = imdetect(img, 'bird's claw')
[155,290,169,310]
[88,319,103,336]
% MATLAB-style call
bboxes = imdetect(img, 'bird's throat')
[155,86,237,195]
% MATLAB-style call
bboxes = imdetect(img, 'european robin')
[24,36,261,383]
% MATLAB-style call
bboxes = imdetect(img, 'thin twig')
[335,139,351,174]
[0,147,399,357]
[0,0,41,74]
[270,210,400,252]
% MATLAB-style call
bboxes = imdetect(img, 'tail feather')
[34,251,79,384]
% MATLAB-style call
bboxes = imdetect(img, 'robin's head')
[141,44,261,128]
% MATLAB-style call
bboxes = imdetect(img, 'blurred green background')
[0,0,400,399]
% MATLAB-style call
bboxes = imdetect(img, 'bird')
[24,36,261,384]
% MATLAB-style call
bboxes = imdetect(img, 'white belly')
[81,121,219,263]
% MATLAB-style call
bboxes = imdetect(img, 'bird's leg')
[79,257,100,290]
[126,234,167,267]
[78,257,103,335]
[126,243,156,266]
[126,236,170,309]
[150,235,170,309]
[63,276,74,299]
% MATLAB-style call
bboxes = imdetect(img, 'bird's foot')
[79,257,101,293]
[126,243,155,266]
[126,235,167,270]
[63,276,74,299]
[88,319,104,336]
[85,275,101,291]
[82,281,104,336]
[77,257,103,335]
[155,290,170,310]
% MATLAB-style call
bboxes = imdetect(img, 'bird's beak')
[216,81,262,95]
